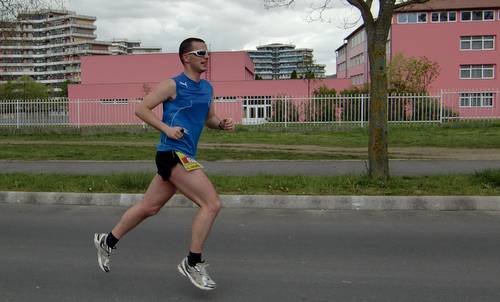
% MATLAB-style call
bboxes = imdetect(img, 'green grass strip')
[0,144,360,160]
[1,121,500,149]
[1,170,499,196]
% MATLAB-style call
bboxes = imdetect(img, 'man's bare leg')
[169,165,221,253]
[170,165,221,290]
[111,174,177,239]
[94,174,176,272]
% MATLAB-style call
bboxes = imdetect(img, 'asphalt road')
[1,204,500,302]
[2,159,500,176]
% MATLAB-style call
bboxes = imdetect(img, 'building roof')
[395,0,500,12]
[334,22,364,51]
[335,43,347,52]
[92,41,112,46]
[18,9,96,20]
[257,43,295,48]
[112,39,141,44]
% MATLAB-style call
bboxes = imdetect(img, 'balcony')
[255,70,273,75]
[0,60,80,67]
[278,58,302,63]
[0,70,36,75]
[87,50,112,55]
[39,79,69,84]
[14,23,97,33]
[252,59,273,64]
[1,68,80,76]
[19,14,95,24]
[0,41,84,50]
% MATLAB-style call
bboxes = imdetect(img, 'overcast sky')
[65,0,365,75]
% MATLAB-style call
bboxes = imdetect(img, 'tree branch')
[306,0,337,23]
[395,0,431,8]
[345,0,375,27]
[1,0,55,20]
[263,0,295,9]
[1,0,62,40]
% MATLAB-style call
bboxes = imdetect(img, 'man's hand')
[219,118,235,131]
[165,126,185,140]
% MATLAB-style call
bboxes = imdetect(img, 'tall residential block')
[110,39,162,55]
[0,9,112,88]
[0,9,162,89]
[247,43,326,80]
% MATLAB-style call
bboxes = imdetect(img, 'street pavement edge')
[1,191,500,210]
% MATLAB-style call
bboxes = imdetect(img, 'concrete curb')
[1,191,500,210]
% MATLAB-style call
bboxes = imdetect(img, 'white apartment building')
[247,43,326,80]
[0,9,112,87]
[0,9,162,89]
[110,39,162,55]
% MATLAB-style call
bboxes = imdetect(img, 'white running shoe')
[93,233,113,273]
[177,257,217,290]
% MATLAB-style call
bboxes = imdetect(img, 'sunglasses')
[185,49,209,57]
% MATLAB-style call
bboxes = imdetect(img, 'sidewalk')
[2,191,500,211]
[2,159,500,176]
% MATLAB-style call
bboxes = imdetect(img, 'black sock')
[106,232,119,248]
[187,251,202,267]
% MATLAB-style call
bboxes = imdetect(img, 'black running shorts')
[155,151,181,181]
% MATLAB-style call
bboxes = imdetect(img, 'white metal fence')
[0,91,498,128]
[0,97,70,127]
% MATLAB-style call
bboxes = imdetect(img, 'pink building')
[335,26,369,86]
[335,0,500,118]
[68,51,351,125]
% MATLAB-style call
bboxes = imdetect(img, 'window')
[350,74,364,85]
[459,92,494,107]
[461,10,495,21]
[460,36,495,50]
[460,65,495,79]
[243,96,272,121]
[100,98,128,105]
[336,47,346,58]
[348,53,365,67]
[215,96,237,101]
[398,12,427,24]
[337,62,346,71]
[484,10,494,20]
[350,31,365,48]
[431,11,457,23]
[473,11,483,20]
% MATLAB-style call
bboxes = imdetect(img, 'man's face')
[183,41,209,73]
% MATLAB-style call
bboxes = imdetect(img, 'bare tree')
[1,0,60,39]
[0,0,60,19]
[264,0,428,180]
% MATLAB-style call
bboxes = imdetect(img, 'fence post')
[360,95,365,127]
[16,99,20,129]
[284,96,288,128]
[77,99,81,128]
[439,90,444,123]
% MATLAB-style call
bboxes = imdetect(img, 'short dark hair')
[179,37,205,64]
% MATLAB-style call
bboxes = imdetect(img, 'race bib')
[175,151,203,171]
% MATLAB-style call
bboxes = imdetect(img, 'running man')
[93,37,235,291]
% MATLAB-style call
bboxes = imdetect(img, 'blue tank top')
[156,73,213,158]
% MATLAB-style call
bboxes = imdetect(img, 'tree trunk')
[367,29,389,180]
